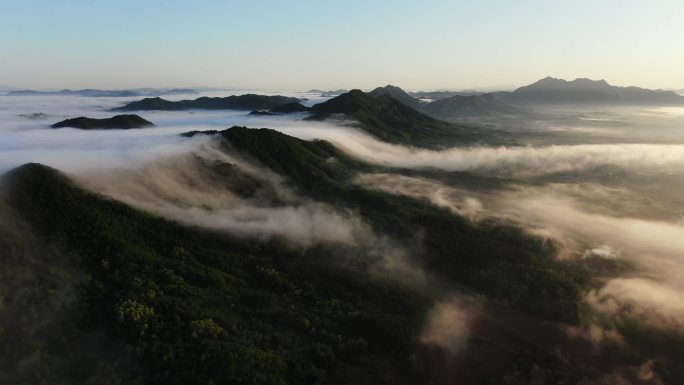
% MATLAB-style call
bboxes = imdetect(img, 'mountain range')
[254,102,311,115]
[368,78,684,118]
[367,85,521,120]
[114,94,301,111]
[307,89,348,97]
[409,90,496,100]
[3,77,684,384]
[308,89,511,148]
[5,88,199,97]
[494,77,684,105]
[112,89,509,148]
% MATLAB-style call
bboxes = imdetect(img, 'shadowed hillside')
[309,90,512,148]
[1,163,432,385]
[195,127,589,323]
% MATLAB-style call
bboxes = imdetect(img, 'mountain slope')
[1,163,431,385]
[0,137,622,384]
[50,114,155,129]
[114,94,301,111]
[196,127,588,324]
[309,90,511,148]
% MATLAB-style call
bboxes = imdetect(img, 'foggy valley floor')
[1,90,684,384]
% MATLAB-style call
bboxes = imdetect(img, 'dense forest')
[0,127,684,384]
[0,126,626,384]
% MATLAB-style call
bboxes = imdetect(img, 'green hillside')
[207,127,589,323]
[1,163,431,385]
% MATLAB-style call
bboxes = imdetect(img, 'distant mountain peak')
[309,89,372,115]
[501,76,684,105]
[368,85,423,108]
[374,84,404,91]
[533,77,611,86]
[368,84,408,95]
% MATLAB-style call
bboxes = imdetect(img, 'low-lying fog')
[3,91,684,379]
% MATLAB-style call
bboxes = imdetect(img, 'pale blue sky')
[1,0,682,90]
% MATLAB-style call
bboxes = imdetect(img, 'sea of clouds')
[3,91,684,364]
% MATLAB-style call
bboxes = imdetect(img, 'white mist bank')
[4,91,684,178]
[75,140,429,287]
[357,171,684,331]
[303,128,684,177]
[0,91,326,173]
[5,93,684,336]
[76,141,364,246]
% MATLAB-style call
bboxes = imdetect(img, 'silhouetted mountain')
[0,84,17,93]
[422,93,519,118]
[409,90,484,100]
[306,89,348,96]
[320,89,348,97]
[50,114,154,129]
[248,110,276,116]
[497,76,684,105]
[136,88,199,96]
[19,112,48,120]
[8,89,138,97]
[310,90,511,147]
[114,94,300,111]
[269,102,310,113]
[249,102,308,116]
[5,88,199,97]
[113,97,178,110]
[365,85,521,120]
[368,85,424,109]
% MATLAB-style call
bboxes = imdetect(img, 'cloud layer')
[5,92,684,349]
